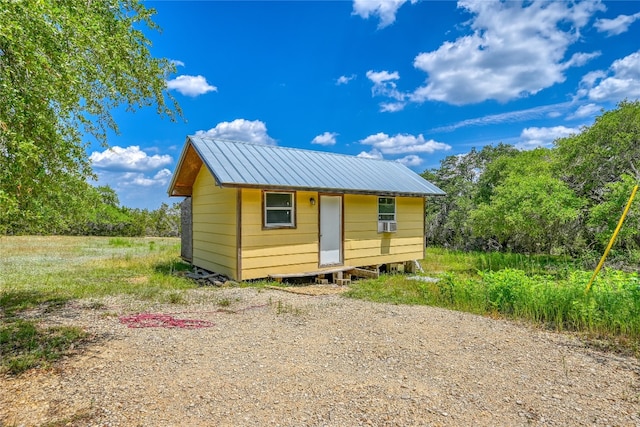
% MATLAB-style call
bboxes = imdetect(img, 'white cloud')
[563,52,601,69]
[579,70,607,88]
[195,119,277,145]
[366,70,406,111]
[129,169,173,187]
[380,102,407,112]
[431,102,572,132]
[166,75,217,97]
[90,146,172,172]
[170,59,185,67]
[336,74,356,85]
[311,132,338,146]
[357,149,384,160]
[517,125,580,150]
[92,167,172,208]
[352,0,417,28]
[595,12,640,37]
[407,1,604,105]
[91,169,174,209]
[396,155,422,167]
[567,103,601,120]
[578,50,640,102]
[360,132,451,154]
[366,70,400,85]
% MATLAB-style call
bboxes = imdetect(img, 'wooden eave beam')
[169,144,203,197]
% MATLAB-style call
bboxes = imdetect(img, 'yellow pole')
[585,184,638,294]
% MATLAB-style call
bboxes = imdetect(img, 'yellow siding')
[240,189,319,280]
[190,164,426,280]
[239,192,425,280]
[191,167,238,279]
[344,195,424,266]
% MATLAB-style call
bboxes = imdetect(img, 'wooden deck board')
[269,266,355,280]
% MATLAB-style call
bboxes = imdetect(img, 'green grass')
[2,237,637,372]
[108,237,135,247]
[268,297,306,316]
[0,236,195,374]
[347,248,640,356]
[421,247,578,277]
[0,236,194,309]
[0,320,88,374]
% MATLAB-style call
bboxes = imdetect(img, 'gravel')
[1,287,639,426]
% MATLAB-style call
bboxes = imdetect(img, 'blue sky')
[88,0,640,209]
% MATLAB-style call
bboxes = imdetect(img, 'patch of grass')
[164,291,187,305]
[40,408,96,427]
[108,237,135,247]
[421,247,578,278]
[0,319,88,375]
[0,236,195,373]
[0,290,71,316]
[85,300,106,310]
[349,249,640,356]
[0,237,195,302]
[217,298,232,307]
[420,247,480,276]
[344,274,433,306]
[154,259,194,275]
[269,298,306,316]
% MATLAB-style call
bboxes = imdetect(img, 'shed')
[167,136,445,281]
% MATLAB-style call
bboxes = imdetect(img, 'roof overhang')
[167,140,203,197]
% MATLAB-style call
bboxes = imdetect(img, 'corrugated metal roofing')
[172,136,445,197]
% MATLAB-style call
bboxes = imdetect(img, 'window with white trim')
[264,192,295,227]
[378,197,396,221]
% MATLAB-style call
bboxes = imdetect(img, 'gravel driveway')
[1,287,639,426]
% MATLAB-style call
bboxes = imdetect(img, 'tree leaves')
[424,102,640,255]
[0,0,180,234]
[554,100,640,202]
[471,150,585,253]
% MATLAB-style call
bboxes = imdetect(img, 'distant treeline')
[3,101,639,254]
[423,100,640,264]
[1,184,181,237]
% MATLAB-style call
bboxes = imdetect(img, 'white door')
[320,195,342,266]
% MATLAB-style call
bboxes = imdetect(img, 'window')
[264,192,295,227]
[378,197,396,221]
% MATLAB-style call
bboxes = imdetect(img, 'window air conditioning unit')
[378,221,398,233]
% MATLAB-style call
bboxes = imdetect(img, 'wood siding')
[191,167,238,279]
[189,169,425,280]
[240,189,319,280]
[344,195,425,266]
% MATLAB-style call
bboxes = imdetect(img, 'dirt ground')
[1,287,639,426]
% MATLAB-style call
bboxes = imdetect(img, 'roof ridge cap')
[188,135,403,165]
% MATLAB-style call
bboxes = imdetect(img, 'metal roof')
[168,136,445,197]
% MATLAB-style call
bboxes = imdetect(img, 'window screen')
[378,197,396,221]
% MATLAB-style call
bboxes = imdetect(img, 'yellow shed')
[168,136,445,281]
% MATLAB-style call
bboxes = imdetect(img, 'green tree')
[587,174,640,249]
[96,186,121,208]
[554,100,640,202]
[554,101,640,252]
[423,143,518,249]
[0,0,179,234]
[471,149,584,253]
[64,185,135,236]
[148,202,180,237]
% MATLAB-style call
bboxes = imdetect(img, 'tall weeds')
[347,249,640,354]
